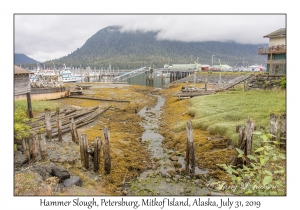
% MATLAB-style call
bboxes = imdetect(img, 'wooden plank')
[69,96,130,103]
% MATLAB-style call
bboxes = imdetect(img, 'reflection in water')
[128,73,173,88]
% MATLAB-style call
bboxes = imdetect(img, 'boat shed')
[14,65,34,117]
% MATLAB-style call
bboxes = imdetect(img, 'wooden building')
[258,28,286,75]
[14,65,34,118]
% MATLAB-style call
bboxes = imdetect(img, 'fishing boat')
[60,69,80,83]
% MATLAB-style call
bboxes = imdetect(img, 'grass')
[14,100,60,115]
[186,89,286,146]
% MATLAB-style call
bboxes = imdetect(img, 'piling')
[186,120,195,175]
[44,109,52,140]
[80,134,89,169]
[102,127,111,174]
[93,137,102,172]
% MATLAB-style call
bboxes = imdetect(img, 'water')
[128,95,210,196]
[75,70,173,88]
[127,73,172,88]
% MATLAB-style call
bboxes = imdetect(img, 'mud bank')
[14,82,236,196]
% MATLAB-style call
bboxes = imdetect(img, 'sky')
[14,14,286,62]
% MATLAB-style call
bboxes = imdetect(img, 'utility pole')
[212,55,215,66]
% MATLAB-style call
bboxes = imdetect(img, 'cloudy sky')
[14,14,286,62]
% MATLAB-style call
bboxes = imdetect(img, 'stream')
[128,95,213,196]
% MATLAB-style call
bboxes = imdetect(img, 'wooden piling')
[45,109,52,140]
[280,114,286,149]
[270,114,278,141]
[245,118,255,156]
[234,119,255,166]
[22,137,30,161]
[102,127,111,174]
[80,134,89,169]
[93,137,102,172]
[30,134,40,161]
[26,92,33,118]
[56,108,62,141]
[38,132,48,160]
[186,120,195,175]
[70,117,79,143]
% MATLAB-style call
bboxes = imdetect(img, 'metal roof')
[14,65,34,74]
[263,28,286,38]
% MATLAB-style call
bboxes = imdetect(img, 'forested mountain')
[46,26,267,69]
[14,53,39,65]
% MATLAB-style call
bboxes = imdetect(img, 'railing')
[223,75,252,90]
[258,45,286,54]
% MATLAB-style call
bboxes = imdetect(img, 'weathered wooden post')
[205,77,208,92]
[186,120,195,175]
[245,118,255,156]
[102,127,111,174]
[93,137,102,172]
[38,132,48,160]
[22,137,30,161]
[270,114,278,141]
[70,117,79,143]
[234,119,255,166]
[45,109,52,140]
[280,114,286,149]
[80,134,89,169]
[26,92,33,118]
[30,133,40,161]
[56,108,62,142]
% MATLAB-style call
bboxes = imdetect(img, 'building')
[258,28,286,75]
[14,65,34,117]
[165,63,197,70]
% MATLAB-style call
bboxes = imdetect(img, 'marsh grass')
[14,100,60,114]
[186,89,286,146]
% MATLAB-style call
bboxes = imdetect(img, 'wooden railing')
[258,45,286,54]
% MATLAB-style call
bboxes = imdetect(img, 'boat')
[63,77,79,83]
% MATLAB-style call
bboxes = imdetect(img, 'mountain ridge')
[23,26,268,69]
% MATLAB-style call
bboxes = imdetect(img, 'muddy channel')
[127,95,214,196]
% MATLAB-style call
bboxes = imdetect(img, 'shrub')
[215,132,286,195]
[14,107,30,141]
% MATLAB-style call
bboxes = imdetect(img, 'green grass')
[14,100,60,114]
[186,89,286,146]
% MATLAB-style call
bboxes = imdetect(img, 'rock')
[122,190,128,195]
[206,137,212,141]
[14,153,29,168]
[51,165,70,181]
[166,178,171,183]
[193,179,200,185]
[17,145,23,151]
[64,176,83,188]
[186,176,191,180]
[31,164,53,180]
[175,175,181,179]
